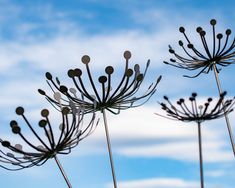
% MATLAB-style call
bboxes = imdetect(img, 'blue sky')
[0,0,235,187]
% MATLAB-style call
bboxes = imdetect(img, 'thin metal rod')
[54,156,73,188]
[197,122,204,188]
[102,109,117,188]
[212,63,235,157]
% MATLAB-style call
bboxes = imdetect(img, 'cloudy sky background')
[0,0,235,187]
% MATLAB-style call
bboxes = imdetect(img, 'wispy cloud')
[67,105,235,163]
[107,177,199,188]
[0,29,174,74]
[206,169,225,178]
[0,1,235,187]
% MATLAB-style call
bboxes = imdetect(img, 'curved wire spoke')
[0,104,98,187]
[37,50,161,186]
[165,19,235,78]
[156,92,235,188]
[38,51,162,115]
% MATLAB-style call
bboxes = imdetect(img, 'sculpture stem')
[102,109,117,188]
[212,63,235,157]
[54,156,73,188]
[197,122,204,188]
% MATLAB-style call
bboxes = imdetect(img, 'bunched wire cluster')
[0,17,234,187]
[38,51,162,114]
[37,50,162,188]
[164,19,235,78]
[156,92,235,188]
[0,105,97,171]
[158,91,235,122]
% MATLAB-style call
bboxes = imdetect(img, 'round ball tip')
[178,40,183,46]
[105,66,114,74]
[163,96,168,100]
[200,30,206,36]
[38,89,46,95]
[41,109,49,117]
[81,55,90,64]
[217,33,223,39]
[179,27,185,33]
[60,85,68,93]
[98,76,107,83]
[67,69,75,78]
[163,61,169,64]
[54,92,61,101]
[2,141,10,148]
[196,27,202,33]
[125,69,134,77]
[179,98,184,103]
[136,74,143,81]
[74,69,82,77]
[134,64,140,72]
[199,105,203,110]
[45,72,52,80]
[226,29,231,35]
[210,19,217,25]
[69,88,76,94]
[189,97,194,101]
[124,51,131,59]
[10,120,17,128]
[192,92,197,97]
[16,107,24,115]
[39,119,47,127]
[187,43,194,49]
[12,126,21,134]
[62,107,70,115]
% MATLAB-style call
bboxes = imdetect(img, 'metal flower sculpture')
[156,92,235,188]
[164,19,235,156]
[0,105,98,188]
[164,19,235,78]
[38,50,162,188]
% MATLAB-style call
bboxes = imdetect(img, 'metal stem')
[102,109,117,188]
[54,156,73,188]
[197,122,204,188]
[212,63,235,157]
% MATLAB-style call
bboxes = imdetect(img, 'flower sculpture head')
[0,105,97,170]
[38,50,162,114]
[158,91,235,123]
[157,92,235,188]
[164,19,235,78]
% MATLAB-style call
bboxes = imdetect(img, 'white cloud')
[2,103,218,164]
[0,30,173,75]
[0,2,235,188]
[70,105,235,163]
[0,2,234,169]
[117,140,233,162]
[206,170,225,178]
[107,177,199,188]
